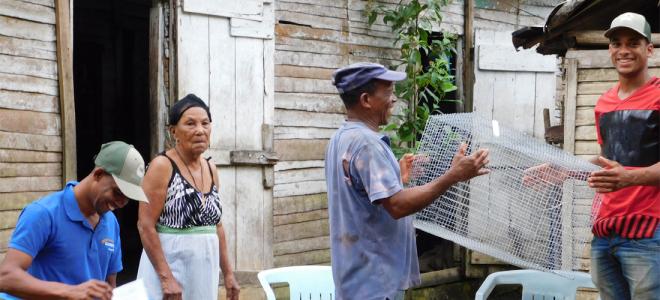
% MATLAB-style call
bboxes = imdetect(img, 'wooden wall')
[0,0,61,262]
[271,0,561,267]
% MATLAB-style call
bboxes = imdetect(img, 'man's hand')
[588,156,635,193]
[446,143,489,182]
[224,273,240,300]
[399,154,414,184]
[160,276,183,300]
[63,279,113,300]
[522,163,570,187]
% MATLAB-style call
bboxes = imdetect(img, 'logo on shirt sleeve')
[100,238,115,252]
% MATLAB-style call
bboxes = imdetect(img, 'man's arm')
[381,144,489,219]
[588,157,660,193]
[0,249,113,300]
[106,274,117,288]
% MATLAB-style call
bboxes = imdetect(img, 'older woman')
[137,94,239,300]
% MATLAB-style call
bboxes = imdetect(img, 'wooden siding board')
[274,248,329,267]
[274,218,328,242]
[275,167,324,185]
[274,139,328,161]
[0,210,20,230]
[0,149,61,162]
[276,2,346,19]
[0,72,58,95]
[0,53,57,79]
[273,193,327,215]
[0,162,60,177]
[275,77,336,94]
[274,109,344,128]
[273,235,329,256]
[0,176,61,192]
[0,0,55,24]
[0,15,55,42]
[274,92,344,113]
[274,126,336,139]
[0,131,61,152]
[273,180,326,197]
[0,108,60,135]
[274,160,324,172]
[0,35,56,60]
[0,90,58,113]
[273,209,328,226]
[0,191,50,211]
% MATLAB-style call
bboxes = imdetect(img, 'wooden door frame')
[55,0,76,183]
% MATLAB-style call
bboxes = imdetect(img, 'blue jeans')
[591,227,660,300]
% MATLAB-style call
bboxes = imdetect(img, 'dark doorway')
[73,0,152,284]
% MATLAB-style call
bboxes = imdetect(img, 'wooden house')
[0,0,576,298]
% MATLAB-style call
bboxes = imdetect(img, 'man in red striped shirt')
[587,12,660,300]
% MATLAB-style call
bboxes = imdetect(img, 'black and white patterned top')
[157,153,222,229]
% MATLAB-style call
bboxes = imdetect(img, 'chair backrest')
[257,266,335,300]
[475,270,597,300]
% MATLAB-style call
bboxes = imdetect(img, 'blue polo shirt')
[8,181,122,284]
[325,121,421,300]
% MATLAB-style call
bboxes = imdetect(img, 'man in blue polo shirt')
[326,63,490,300]
[0,141,148,300]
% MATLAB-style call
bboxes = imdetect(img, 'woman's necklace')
[174,146,205,204]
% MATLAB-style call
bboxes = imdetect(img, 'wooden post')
[55,0,76,183]
[563,58,578,154]
[463,0,474,112]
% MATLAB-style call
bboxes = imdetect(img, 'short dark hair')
[168,94,212,125]
[338,80,378,108]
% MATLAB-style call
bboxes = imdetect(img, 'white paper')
[112,279,149,300]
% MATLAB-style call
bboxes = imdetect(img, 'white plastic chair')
[475,270,597,300]
[257,266,335,300]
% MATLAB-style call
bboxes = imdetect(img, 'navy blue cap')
[332,62,407,93]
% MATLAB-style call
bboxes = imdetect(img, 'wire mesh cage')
[411,113,601,272]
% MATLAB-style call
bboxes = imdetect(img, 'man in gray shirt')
[325,62,490,300]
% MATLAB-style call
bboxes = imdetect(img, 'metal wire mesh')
[411,113,601,272]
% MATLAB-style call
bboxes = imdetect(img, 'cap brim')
[112,174,149,202]
[604,26,648,40]
[375,70,407,82]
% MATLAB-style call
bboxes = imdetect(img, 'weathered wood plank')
[218,166,237,269]
[576,95,598,107]
[0,0,55,24]
[55,0,76,183]
[18,0,55,7]
[0,131,61,152]
[578,67,660,82]
[274,180,326,197]
[0,176,61,192]
[230,2,274,39]
[575,126,597,141]
[176,12,209,101]
[275,77,336,94]
[183,0,262,21]
[0,149,60,162]
[275,36,344,55]
[477,44,557,72]
[275,50,345,69]
[274,65,334,80]
[274,139,328,161]
[0,108,60,135]
[274,193,327,215]
[567,49,660,68]
[0,35,56,60]
[0,15,55,42]
[235,37,265,150]
[0,90,58,113]
[0,191,50,211]
[577,81,615,95]
[277,10,344,31]
[275,92,344,113]
[575,141,600,156]
[275,109,344,128]
[273,235,329,256]
[0,162,60,177]
[276,2,346,19]
[0,53,57,79]
[275,167,324,185]
[274,248,330,267]
[274,160,324,171]
[274,126,337,139]
[274,208,328,226]
[209,17,236,151]
[563,59,577,154]
[575,107,595,126]
[278,0,347,8]
[0,72,58,95]
[235,167,266,271]
[0,211,20,230]
[274,218,328,242]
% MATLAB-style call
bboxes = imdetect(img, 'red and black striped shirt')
[593,215,660,239]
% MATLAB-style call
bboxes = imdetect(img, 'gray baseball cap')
[94,141,148,202]
[604,12,652,42]
[332,62,407,94]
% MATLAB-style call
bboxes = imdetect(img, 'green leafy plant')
[367,0,458,158]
